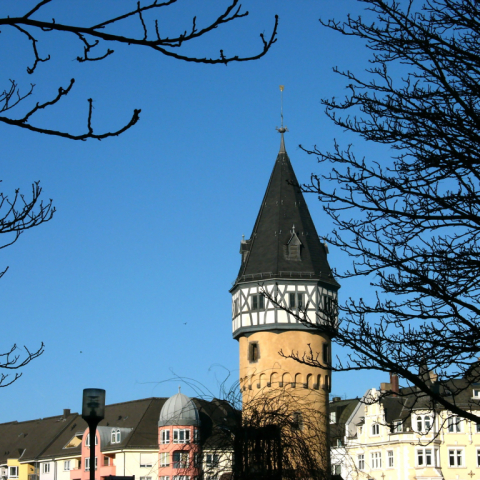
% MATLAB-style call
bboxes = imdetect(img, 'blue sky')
[0,1,392,422]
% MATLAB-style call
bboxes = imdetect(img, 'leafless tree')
[0,181,53,386]
[0,0,278,140]
[171,373,329,480]
[196,386,329,480]
[286,0,480,424]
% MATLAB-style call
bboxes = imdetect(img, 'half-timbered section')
[231,128,340,478]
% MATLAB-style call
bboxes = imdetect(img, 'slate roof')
[235,133,338,288]
[329,398,359,447]
[0,412,78,465]
[0,397,239,465]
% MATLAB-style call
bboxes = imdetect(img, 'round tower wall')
[239,330,330,411]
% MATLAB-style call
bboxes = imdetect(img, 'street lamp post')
[82,389,106,480]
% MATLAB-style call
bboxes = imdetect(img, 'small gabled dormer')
[239,236,251,264]
[284,226,302,261]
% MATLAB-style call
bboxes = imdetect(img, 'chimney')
[63,409,71,419]
[390,373,399,396]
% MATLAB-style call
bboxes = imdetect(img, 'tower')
[158,390,201,479]
[230,127,339,475]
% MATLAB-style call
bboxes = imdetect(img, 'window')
[477,448,480,467]
[160,452,169,467]
[85,458,97,471]
[193,453,201,468]
[63,461,71,471]
[357,454,364,470]
[473,388,480,398]
[322,343,330,365]
[161,429,170,444]
[392,420,403,433]
[248,342,259,363]
[233,299,239,316]
[332,465,341,475]
[86,433,98,447]
[251,294,264,310]
[173,451,189,469]
[288,292,304,309]
[417,448,435,466]
[330,411,336,424]
[206,454,219,467]
[323,295,335,314]
[371,452,382,469]
[416,414,432,433]
[449,449,464,467]
[447,415,463,432]
[140,477,152,480]
[292,412,303,430]
[42,464,50,474]
[194,429,200,443]
[476,422,480,433]
[387,450,394,468]
[159,477,170,480]
[140,454,154,468]
[173,477,190,480]
[9,467,18,478]
[104,457,110,467]
[371,423,380,436]
[109,428,121,444]
[173,429,190,444]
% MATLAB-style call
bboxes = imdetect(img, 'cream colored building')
[334,376,480,480]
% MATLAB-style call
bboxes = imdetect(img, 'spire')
[235,132,338,288]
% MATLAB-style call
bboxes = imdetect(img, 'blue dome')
[158,392,200,427]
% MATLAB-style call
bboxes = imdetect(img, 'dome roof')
[158,391,200,427]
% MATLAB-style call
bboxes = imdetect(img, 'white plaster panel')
[265,311,276,324]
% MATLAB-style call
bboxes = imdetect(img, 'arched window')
[111,429,116,444]
[115,429,121,443]
[86,433,98,447]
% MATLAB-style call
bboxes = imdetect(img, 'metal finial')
[279,85,284,128]
[276,86,288,153]
[178,386,181,393]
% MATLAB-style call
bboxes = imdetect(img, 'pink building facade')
[158,391,201,480]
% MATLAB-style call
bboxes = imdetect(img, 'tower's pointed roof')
[235,132,338,288]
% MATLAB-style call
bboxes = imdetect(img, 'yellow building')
[333,375,480,480]
[230,128,340,477]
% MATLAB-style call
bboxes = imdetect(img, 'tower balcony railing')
[234,271,321,284]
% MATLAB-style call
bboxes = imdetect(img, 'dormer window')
[284,227,302,261]
[473,388,480,398]
[392,420,403,433]
[111,429,121,444]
